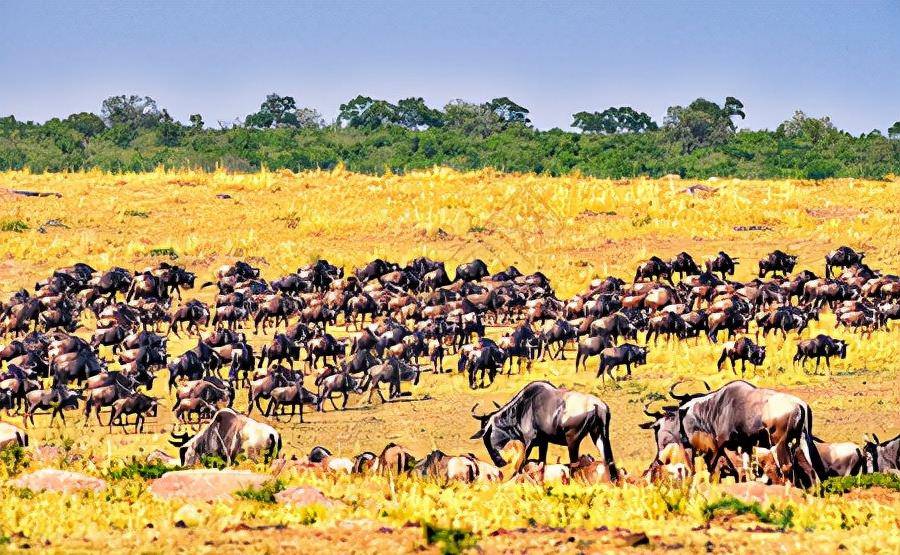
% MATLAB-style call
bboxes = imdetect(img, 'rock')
[718,482,806,503]
[148,469,269,501]
[275,486,335,507]
[30,445,63,463]
[12,469,106,493]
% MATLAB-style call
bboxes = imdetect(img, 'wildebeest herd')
[0,246,897,487]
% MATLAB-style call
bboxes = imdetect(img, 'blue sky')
[1,1,898,133]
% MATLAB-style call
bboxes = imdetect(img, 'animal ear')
[638,421,655,429]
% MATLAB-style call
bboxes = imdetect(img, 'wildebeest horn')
[493,401,501,409]
[702,381,710,391]
[470,403,490,422]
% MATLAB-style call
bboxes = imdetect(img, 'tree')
[245,93,316,129]
[443,100,505,138]
[572,107,657,134]
[488,97,531,126]
[63,112,106,137]
[337,95,399,128]
[395,97,444,129]
[664,97,746,152]
[189,114,204,130]
[100,95,164,129]
[889,121,900,140]
[777,110,836,143]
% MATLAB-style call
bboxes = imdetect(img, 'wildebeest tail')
[800,404,826,482]
[595,405,618,482]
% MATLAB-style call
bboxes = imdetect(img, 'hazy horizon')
[1,0,898,133]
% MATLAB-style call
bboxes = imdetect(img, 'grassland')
[0,168,898,553]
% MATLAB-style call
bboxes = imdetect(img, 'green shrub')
[124,209,149,218]
[0,445,28,476]
[819,473,900,495]
[234,479,285,504]
[148,247,178,259]
[105,458,179,480]
[422,522,479,555]
[702,496,795,530]
[0,219,28,233]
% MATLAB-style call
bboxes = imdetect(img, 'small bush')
[234,479,285,504]
[105,458,180,480]
[702,496,795,530]
[199,454,227,469]
[0,219,28,233]
[124,209,149,218]
[819,473,900,495]
[149,247,178,259]
[0,445,28,476]
[422,522,479,555]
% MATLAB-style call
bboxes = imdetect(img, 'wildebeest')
[22,386,82,427]
[109,392,158,433]
[573,336,612,373]
[758,250,797,278]
[813,439,865,477]
[716,337,766,376]
[462,338,507,389]
[268,379,319,422]
[168,299,209,337]
[825,246,864,279]
[316,370,364,411]
[705,251,739,279]
[169,409,281,466]
[670,252,701,281]
[453,259,489,283]
[793,334,847,372]
[670,380,825,486]
[470,381,618,480]
[634,256,673,285]
[645,312,686,344]
[862,433,899,473]
[361,356,421,403]
[596,344,648,384]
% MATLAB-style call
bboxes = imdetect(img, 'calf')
[596,344,649,384]
[717,337,766,376]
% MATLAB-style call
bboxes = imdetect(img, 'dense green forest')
[1,94,898,178]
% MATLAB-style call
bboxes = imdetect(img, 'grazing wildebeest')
[169,409,281,466]
[589,312,637,343]
[670,380,825,487]
[596,344,649,384]
[634,256,674,285]
[22,386,82,428]
[470,381,618,480]
[758,250,798,278]
[306,334,348,368]
[354,259,399,283]
[211,305,247,331]
[705,251,739,280]
[825,246,864,279]
[862,433,899,473]
[109,392,158,433]
[91,325,130,353]
[716,337,766,376]
[573,335,612,373]
[167,350,210,392]
[670,252,701,281]
[361,357,421,403]
[247,369,291,415]
[813,439,865,477]
[793,334,847,372]
[453,259,489,283]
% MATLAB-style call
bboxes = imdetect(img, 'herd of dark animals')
[0,246,897,487]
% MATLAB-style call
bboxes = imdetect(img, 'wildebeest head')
[469,402,511,466]
[749,345,766,366]
[861,433,900,473]
[169,430,197,465]
[833,339,848,359]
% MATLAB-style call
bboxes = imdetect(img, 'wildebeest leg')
[341,391,349,410]
[330,392,338,411]
[538,442,548,464]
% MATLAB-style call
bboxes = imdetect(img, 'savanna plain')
[0,168,898,553]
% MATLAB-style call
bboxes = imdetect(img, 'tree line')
[1,93,898,179]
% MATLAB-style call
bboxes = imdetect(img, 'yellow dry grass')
[0,168,898,553]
